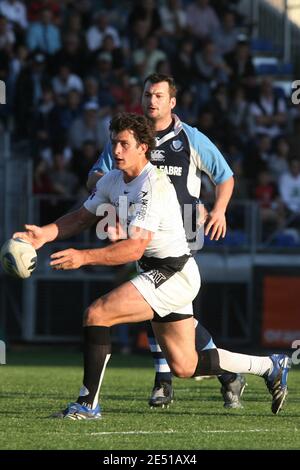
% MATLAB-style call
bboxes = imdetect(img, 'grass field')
[0,349,299,450]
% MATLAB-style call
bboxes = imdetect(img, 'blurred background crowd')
[1,0,300,347]
[0,0,299,245]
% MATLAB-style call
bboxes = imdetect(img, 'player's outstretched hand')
[13,224,47,250]
[204,210,226,241]
[50,248,85,270]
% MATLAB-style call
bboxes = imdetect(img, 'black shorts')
[152,312,193,323]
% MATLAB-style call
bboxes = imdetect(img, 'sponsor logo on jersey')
[158,165,183,176]
[170,139,183,152]
[151,149,165,162]
[137,191,148,220]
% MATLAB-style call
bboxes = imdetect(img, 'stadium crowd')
[0,0,300,241]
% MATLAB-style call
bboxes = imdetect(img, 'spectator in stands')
[96,33,125,72]
[175,88,198,126]
[224,35,256,100]
[27,7,61,55]
[48,147,78,197]
[64,10,84,37]
[52,63,83,98]
[244,133,272,180]
[230,159,249,202]
[172,38,195,90]
[27,0,61,25]
[71,139,98,192]
[0,0,28,32]
[47,88,83,142]
[127,0,162,40]
[254,169,284,237]
[159,0,187,57]
[209,82,230,133]
[268,136,290,182]
[83,76,101,107]
[13,50,51,140]
[51,32,87,77]
[155,58,172,76]
[0,14,15,52]
[90,51,115,108]
[68,101,109,152]
[213,9,240,56]
[197,106,219,141]
[249,77,287,139]
[279,158,300,227]
[32,83,55,154]
[194,40,230,106]
[132,34,167,80]
[186,0,220,41]
[86,10,120,51]
[124,77,143,115]
[33,158,55,194]
[8,42,28,84]
[227,84,252,143]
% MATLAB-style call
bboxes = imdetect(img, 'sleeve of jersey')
[129,186,160,234]
[88,142,114,176]
[84,173,110,214]
[186,124,233,185]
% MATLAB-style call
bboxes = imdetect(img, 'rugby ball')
[0,238,37,279]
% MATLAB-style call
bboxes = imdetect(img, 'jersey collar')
[155,114,183,147]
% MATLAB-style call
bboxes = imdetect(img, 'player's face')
[142,81,176,124]
[111,129,148,178]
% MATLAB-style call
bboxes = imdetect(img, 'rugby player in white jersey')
[14,113,290,419]
[88,74,246,409]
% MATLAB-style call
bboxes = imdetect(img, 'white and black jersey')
[84,162,190,259]
[84,162,200,317]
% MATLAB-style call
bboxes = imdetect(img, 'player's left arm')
[50,226,154,270]
[205,176,234,240]
[188,126,234,240]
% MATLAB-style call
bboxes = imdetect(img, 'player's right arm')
[87,142,114,191]
[13,207,99,250]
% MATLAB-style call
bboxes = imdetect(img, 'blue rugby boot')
[52,402,102,420]
[264,354,291,414]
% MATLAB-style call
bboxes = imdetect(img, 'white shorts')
[130,257,201,318]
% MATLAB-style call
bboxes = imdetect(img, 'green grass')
[0,350,299,450]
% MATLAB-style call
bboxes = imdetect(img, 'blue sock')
[146,322,172,386]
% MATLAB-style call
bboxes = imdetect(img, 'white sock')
[217,349,273,376]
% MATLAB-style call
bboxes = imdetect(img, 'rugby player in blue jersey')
[87,74,246,409]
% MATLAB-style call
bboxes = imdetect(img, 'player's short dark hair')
[109,112,155,160]
[143,73,177,98]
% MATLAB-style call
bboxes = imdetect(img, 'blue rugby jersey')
[89,114,233,212]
